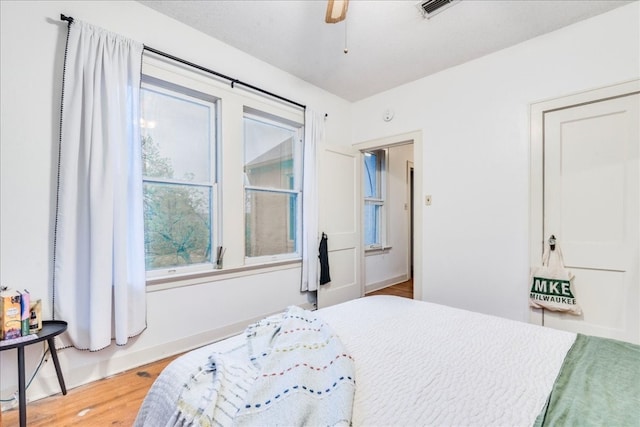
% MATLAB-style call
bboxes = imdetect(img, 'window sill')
[146,259,302,292]
[365,245,392,256]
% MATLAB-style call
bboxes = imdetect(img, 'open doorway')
[357,140,416,297]
[367,158,414,299]
[353,130,423,300]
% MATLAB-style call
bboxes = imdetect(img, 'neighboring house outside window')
[364,149,387,249]
[243,112,303,262]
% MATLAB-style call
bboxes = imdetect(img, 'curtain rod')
[60,14,306,111]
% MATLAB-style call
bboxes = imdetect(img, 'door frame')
[529,79,640,325]
[353,130,423,301]
[407,161,415,279]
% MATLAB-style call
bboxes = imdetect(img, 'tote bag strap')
[541,245,551,266]
[546,243,568,270]
[541,238,567,267]
[555,245,567,267]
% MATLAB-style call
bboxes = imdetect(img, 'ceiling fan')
[325,0,349,23]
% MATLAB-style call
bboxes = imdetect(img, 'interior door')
[317,143,362,308]
[542,93,639,344]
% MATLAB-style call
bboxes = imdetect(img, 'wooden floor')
[1,355,179,427]
[366,278,413,299]
[1,280,412,426]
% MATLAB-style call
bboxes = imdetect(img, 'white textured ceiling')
[138,0,633,102]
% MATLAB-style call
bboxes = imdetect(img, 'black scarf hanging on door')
[319,232,331,285]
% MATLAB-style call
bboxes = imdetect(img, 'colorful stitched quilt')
[168,306,356,426]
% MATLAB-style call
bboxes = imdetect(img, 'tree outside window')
[140,84,217,272]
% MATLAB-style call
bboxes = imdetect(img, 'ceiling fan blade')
[325,0,349,23]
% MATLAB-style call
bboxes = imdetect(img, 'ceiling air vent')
[417,0,460,19]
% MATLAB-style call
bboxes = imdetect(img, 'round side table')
[0,320,68,427]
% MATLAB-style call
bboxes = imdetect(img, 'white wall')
[364,144,414,292]
[352,3,640,322]
[0,0,352,404]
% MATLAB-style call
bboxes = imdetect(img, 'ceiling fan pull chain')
[344,19,349,54]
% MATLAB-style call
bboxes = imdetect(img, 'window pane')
[244,117,297,189]
[245,190,297,257]
[144,182,211,269]
[141,88,212,183]
[364,202,381,246]
[364,152,378,198]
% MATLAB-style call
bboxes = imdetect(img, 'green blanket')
[535,334,640,427]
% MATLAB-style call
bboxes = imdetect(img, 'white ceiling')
[138,0,633,102]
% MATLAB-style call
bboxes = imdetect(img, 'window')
[243,112,302,261]
[141,80,217,274]
[140,54,305,281]
[363,149,386,249]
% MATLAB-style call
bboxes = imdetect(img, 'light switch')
[425,195,432,206]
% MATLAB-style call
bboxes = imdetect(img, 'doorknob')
[548,235,556,251]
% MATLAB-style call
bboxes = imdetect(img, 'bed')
[134,295,640,426]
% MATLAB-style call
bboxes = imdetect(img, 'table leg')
[17,346,26,427]
[47,338,67,395]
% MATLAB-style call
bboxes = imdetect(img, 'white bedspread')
[136,296,576,426]
[320,296,576,426]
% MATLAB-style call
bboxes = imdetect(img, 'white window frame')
[364,149,388,251]
[141,73,220,279]
[243,111,303,264]
[141,53,306,285]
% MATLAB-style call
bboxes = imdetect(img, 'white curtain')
[301,110,324,292]
[53,20,146,350]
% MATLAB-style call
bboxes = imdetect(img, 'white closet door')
[543,93,639,344]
